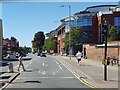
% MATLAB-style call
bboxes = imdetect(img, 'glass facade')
[58,29,65,35]
[77,18,92,27]
[65,18,92,29]
[114,17,120,31]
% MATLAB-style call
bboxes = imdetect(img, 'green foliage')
[63,26,83,49]
[18,46,32,54]
[43,37,57,53]
[108,26,120,41]
[32,31,45,52]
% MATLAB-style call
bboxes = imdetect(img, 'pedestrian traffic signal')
[100,24,108,35]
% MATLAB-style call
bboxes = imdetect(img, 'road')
[4,54,92,89]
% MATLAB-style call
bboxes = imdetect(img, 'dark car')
[0,61,9,67]
[40,52,46,57]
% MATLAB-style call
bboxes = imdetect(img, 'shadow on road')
[22,58,32,61]
[24,81,41,83]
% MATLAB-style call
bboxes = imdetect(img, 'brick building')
[47,5,120,55]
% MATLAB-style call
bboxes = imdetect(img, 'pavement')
[54,55,119,89]
[0,56,32,89]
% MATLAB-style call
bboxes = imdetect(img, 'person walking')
[18,53,26,71]
[76,51,82,65]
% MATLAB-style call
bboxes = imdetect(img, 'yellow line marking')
[60,61,97,88]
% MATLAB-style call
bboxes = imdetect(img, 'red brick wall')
[83,42,120,61]
[57,34,65,53]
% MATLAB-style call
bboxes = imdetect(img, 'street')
[4,54,91,89]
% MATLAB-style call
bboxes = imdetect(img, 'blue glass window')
[77,18,92,26]
[114,17,120,31]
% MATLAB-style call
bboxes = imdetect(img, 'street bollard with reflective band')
[9,63,14,73]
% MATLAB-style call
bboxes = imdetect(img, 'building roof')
[75,5,118,16]
[85,5,117,11]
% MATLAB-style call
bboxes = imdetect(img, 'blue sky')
[1,2,118,47]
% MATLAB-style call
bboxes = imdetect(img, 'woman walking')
[18,53,26,71]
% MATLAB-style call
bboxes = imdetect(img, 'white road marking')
[26,65,29,68]
[38,71,41,73]
[59,65,62,70]
[42,63,45,66]
[53,72,55,75]
[56,61,58,64]
[30,62,32,64]
[42,71,46,75]
[56,71,59,73]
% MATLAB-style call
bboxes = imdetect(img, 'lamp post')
[0,19,3,60]
[60,5,71,60]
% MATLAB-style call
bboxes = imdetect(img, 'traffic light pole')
[104,29,108,81]
[102,19,108,81]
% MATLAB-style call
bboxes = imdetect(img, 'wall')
[57,34,65,54]
[83,41,120,61]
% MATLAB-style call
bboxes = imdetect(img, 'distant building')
[55,24,65,54]
[3,37,19,55]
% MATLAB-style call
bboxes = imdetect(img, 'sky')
[1,1,119,47]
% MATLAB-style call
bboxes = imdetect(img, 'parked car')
[6,53,18,59]
[0,61,9,66]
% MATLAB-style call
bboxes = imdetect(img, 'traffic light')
[102,24,108,35]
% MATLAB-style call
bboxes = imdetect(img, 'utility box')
[9,63,14,73]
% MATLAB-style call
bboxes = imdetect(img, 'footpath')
[0,56,32,89]
[0,59,20,90]
[54,55,119,89]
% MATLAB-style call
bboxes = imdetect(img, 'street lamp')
[60,5,71,60]
[0,19,3,60]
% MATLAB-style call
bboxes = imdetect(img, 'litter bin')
[9,63,14,73]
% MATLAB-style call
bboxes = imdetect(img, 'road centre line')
[56,61,58,65]
[59,65,62,70]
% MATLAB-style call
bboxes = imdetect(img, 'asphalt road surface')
[4,54,93,89]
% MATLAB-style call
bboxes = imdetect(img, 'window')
[77,18,92,26]
[114,17,120,31]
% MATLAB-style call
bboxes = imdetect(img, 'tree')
[108,26,120,41]
[32,31,45,52]
[18,46,32,54]
[63,26,83,54]
[43,37,57,53]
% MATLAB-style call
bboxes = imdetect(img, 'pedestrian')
[76,51,82,65]
[18,53,26,71]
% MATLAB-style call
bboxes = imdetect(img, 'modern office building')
[56,5,120,54]
[73,5,119,44]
